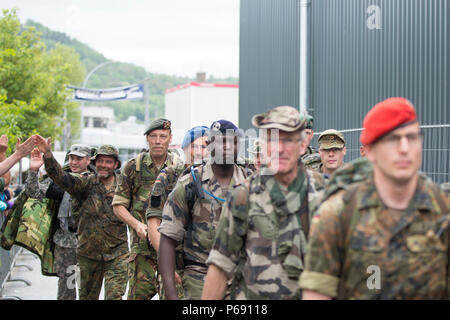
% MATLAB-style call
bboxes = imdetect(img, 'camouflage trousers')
[54,245,77,300]
[77,253,128,300]
[181,271,205,300]
[127,253,158,300]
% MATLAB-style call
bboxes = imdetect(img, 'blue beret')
[210,120,243,137]
[181,126,209,149]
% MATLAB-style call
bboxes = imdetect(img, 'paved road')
[0,248,160,300]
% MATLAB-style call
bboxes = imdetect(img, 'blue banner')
[68,84,144,101]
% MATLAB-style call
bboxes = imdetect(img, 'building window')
[93,117,108,128]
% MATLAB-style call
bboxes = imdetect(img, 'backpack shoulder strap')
[337,182,364,300]
[135,151,146,172]
[428,182,450,299]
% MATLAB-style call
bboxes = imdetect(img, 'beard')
[97,169,113,180]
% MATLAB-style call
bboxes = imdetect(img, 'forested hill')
[24,20,238,122]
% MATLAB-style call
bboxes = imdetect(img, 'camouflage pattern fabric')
[54,245,77,300]
[146,164,188,300]
[146,164,188,220]
[322,157,373,200]
[25,171,78,249]
[206,160,325,300]
[158,160,248,298]
[127,254,158,300]
[113,150,184,256]
[112,150,184,299]
[43,154,129,262]
[299,174,450,299]
[0,195,59,276]
[302,152,321,171]
[77,253,128,300]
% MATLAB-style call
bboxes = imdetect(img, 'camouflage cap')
[251,106,307,132]
[144,118,171,136]
[92,144,121,169]
[68,144,91,157]
[306,115,314,129]
[318,129,345,150]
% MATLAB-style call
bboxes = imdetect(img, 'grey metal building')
[239,0,450,184]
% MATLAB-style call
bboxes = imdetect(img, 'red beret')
[360,97,417,145]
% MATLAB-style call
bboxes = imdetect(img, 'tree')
[0,9,86,152]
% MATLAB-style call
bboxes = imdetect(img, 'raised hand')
[0,135,8,154]
[33,135,52,157]
[29,148,44,171]
[15,136,36,158]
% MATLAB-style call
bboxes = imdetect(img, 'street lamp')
[79,61,118,142]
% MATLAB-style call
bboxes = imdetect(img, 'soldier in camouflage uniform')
[158,120,249,300]
[299,97,450,300]
[146,126,210,299]
[25,144,93,300]
[112,118,184,300]
[316,129,347,180]
[34,136,129,300]
[202,106,325,300]
[301,115,321,170]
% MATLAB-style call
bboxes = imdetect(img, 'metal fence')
[312,125,450,185]
[0,211,21,292]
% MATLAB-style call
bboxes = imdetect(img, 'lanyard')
[191,166,226,203]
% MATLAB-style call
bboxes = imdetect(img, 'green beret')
[144,118,171,136]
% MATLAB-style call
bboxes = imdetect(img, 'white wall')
[165,83,239,145]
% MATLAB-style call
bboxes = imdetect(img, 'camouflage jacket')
[25,170,78,248]
[302,152,321,171]
[299,173,450,300]
[112,150,184,257]
[44,155,128,261]
[0,190,59,276]
[158,160,248,278]
[146,164,189,221]
[206,160,325,300]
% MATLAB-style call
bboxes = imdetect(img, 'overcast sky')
[3,0,240,78]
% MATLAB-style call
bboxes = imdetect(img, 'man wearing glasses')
[300,97,450,300]
[202,106,325,300]
[112,118,184,300]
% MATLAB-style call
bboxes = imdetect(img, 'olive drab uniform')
[299,158,450,299]
[206,160,325,299]
[43,155,129,300]
[112,150,184,300]
[158,160,249,300]
[146,164,188,299]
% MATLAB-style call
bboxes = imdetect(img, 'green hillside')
[24,20,238,123]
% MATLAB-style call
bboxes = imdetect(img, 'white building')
[79,106,147,164]
[164,81,239,146]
